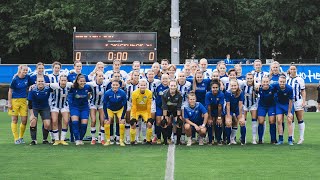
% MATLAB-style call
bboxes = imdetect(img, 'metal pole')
[171,0,180,65]
[258,34,261,59]
[73,27,76,62]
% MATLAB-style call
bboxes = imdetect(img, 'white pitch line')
[165,144,175,180]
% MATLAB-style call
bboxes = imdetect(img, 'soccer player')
[243,73,258,144]
[130,79,153,144]
[8,64,33,144]
[48,61,62,83]
[184,93,208,146]
[49,74,73,145]
[160,59,170,75]
[190,62,198,77]
[28,77,52,145]
[105,60,128,81]
[88,61,107,81]
[287,64,306,144]
[167,64,177,80]
[145,70,161,143]
[199,58,212,79]
[151,62,162,80]
[251,59,267,84]
[205,80,224,145]
[217,62,228,78]
[155,74,169,144]
[225,80,246,145]
[161,80,183,145]
[188,70,211,106]
[183,63,193,79]
[269,61,282,85]
[234,64,245,81]
[87,71,108,145]
[103,79,127,146]
[29,62,50,84]
[68,74,92,145]
[125,71,140,144]
[274,75,294,145]
[256,77,277,144]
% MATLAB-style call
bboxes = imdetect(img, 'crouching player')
[184,93,208,146]
[161,80,183,145]
[225,80,246,145]
[49,74,73,145]
[130,79,153,144]
[103,80,127,146]
[275,75,294,145]
[28,77,51,145]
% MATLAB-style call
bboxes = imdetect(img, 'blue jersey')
[270,74,280,85]
[68,85,92,108]
[28,86,51,109]
[29,74,50,85]
[103,89,127,112]
[67,72,90,83]
[205,91,224,115]
[184,102,207,125]
[237,75,246,81]
[155,84,169,107]
[225,90,244,112]
[10,75,32,98]
[257,85,277,107]
[106,80,124,91]
[187,78,211,105]
[274,84,294,105]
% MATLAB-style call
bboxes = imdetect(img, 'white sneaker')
[297,139,304,145]
[125,139,131,145]
[76,140,81,146]
[187,138,192,146]
[199,137,204,146]
[252,139,257,145]
[98,136,101,143]
[230,139,237,145]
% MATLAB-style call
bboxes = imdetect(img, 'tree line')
[0,0,319,64]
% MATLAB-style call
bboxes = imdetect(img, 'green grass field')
[0,112,320,180]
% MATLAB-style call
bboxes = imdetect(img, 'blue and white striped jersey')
[242,84,257,108]
[48,74,60,83]
[146,79,161,100]
[251,70,267,84]
[49,82,73,109]
[178,81,191,103]
[87,80,108,106]
[286,76,305,101]
[126,82,139,102]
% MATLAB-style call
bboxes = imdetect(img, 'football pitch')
[0,112,320,180]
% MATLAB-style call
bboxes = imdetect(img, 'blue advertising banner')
[0,64,319,84]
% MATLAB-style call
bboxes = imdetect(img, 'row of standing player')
[8,59,306,146]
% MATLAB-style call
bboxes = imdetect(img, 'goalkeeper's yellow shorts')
[131,111,149,123]
[107,107,124,120]
[8,98,28,117]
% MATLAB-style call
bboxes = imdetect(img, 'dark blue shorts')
[276,103,294,115]
[257,105,276,117]
[155,106,163,116]
[33,108,51,120]
[70,106,89,120]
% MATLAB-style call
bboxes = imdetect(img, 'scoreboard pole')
[171,0,180,65]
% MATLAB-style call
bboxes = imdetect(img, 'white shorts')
[294,99,304,111]
[50,106,69,113]
[90,104,103,110]
[127,101,132,111]
[243,103,258,111]
[151,100,156,113]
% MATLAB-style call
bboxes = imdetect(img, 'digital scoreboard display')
[73,32,157,63]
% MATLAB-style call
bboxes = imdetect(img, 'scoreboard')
[73,32,157,63]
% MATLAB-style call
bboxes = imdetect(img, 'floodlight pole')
[171,0,180,65]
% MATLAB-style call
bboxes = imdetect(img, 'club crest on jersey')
[217,98,219,101]
[159,91,163,95]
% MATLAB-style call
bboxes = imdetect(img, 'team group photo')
[1,0,320,179]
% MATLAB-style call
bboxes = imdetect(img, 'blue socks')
[215,125,222,142]
[270,123,276,142]
[258,124,264,141]
[110,124,114,137]
[116,123,120,136]
[207,125,213,143]
[279,135,283,142]
[72,121,80,141]
[240,126,246,142]
[80,124,88,140]
[226,127,231,143]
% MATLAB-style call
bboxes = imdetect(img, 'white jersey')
[286,76,305,102]
[242,84,257,108]
[202,69,213,79]
[87,80,108,106]
[251,70,267,84]
[220,77,245,91]
[49,82,73,109]
[105,70,128,81]
[178,81,192,103]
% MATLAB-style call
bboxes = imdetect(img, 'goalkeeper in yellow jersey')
[130,79,153,144]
